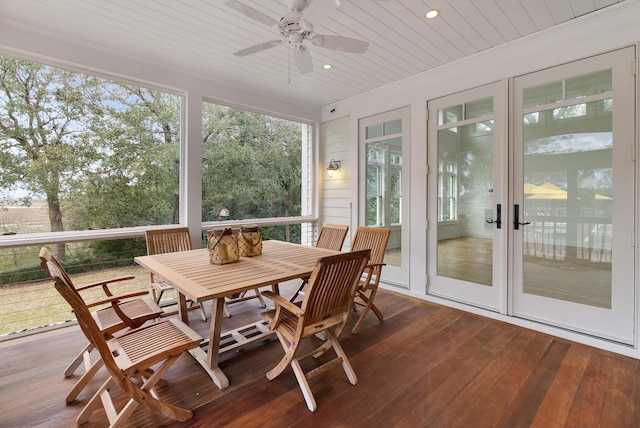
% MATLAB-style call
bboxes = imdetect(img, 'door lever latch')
[485,204,501,229]
[513,204,531,230]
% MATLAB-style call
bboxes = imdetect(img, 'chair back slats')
[39,247,84,303]
[315,224,349,251]
[302,249,371,325]
[349,226,391,334]
[351,226,390,266]
[145,227,193,255]
[45,260,120,371]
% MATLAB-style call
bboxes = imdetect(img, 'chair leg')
[327,329,357,385]
[64,343,93,377]
[266,332,298,380]
[255,288,266,308]
[351,289,383,334]
[78,355,192,426]
[137,354,193,423]
[289,280,306,303]
[223,301,231,318]
[77,377,115,425]
[291,358,317,412]
[66,358,104,403]
[153,288,165,305]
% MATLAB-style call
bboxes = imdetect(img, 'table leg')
[188,297,229,389]
[177,292,189,325]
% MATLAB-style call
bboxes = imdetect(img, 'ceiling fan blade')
[224,0,279,28]
[311,34,369,54]
[234,40,283,57]
[295,47,314,75]
[300,0,341,32]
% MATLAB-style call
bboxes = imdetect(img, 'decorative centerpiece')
[207,228,239,264]
[238,225,262,257]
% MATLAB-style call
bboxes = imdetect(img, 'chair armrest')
[85,290,150,308]
[76,275,136,292]
[359,263,386,290]
[365,263,385,270]
[262,291,305,317]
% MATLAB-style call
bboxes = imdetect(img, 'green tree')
[0,57,104,259]
[65,86,180,230]
[201,103,302,239]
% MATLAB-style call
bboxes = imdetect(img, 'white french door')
[511,48,636,344]
[427,83,507,311]
[359,107,411,287]
[426,48,636,344]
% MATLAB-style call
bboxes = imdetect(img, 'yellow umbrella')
[525,182,567,199]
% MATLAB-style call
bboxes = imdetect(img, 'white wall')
[318,1,640,357]
[319,116,354,246]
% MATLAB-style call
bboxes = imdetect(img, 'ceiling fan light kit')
[225,0,369,76]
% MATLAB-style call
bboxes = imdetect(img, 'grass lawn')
[0,265,168,336]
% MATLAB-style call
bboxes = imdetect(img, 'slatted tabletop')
[134,240,340,303]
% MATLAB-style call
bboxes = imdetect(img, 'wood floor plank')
[564,350,612,427]
[495,339,572,427]
[529,345,590,428]
[390,319,521,427]
[428,328,538,427]
[599,353,640,428]
[2,286,640,427]
[459,332,554,428]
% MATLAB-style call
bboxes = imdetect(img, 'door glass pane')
[437,121,494,286]
[523,81,563,108]
[439,105,462,125]
[384,119,402,135]
[366,123,383,139]
[566,70,612,99]
[522,99,612,308]
[466,97,493,119]
[365,137,402,266]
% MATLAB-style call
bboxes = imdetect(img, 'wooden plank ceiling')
[0,0,627,110]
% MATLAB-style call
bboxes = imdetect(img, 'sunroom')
[2,0,640,426]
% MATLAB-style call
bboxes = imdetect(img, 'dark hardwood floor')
[2,280,640,428]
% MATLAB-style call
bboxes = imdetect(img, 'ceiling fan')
[225,0,369,75]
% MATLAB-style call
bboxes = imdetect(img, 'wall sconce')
[326,159,341,177]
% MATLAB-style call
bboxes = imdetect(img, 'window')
[522,70,613,126]
[0,55,182,236]
[201,101,310,242]
[438,160,458,221]
[359,106,410,278]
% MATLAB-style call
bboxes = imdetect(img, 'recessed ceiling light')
[425,9,439,19]
[322,64,333,70]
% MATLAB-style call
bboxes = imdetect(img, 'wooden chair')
[261,249,371,412]
[39,247,163,404]
[350,226,390,334]
[289,223,349,302]
[44,256,203,427]
[145,227,208,321]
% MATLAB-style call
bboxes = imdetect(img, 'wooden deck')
[2,280,640,427]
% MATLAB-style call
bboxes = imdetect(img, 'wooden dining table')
[134,239,340,389]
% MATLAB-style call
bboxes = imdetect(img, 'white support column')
[183,90,203,246]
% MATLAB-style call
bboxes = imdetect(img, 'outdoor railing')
[522,217,612,263]
[0,219,319,339]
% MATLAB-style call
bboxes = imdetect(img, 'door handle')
[485,204,501,229]
[513,204,531,230]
